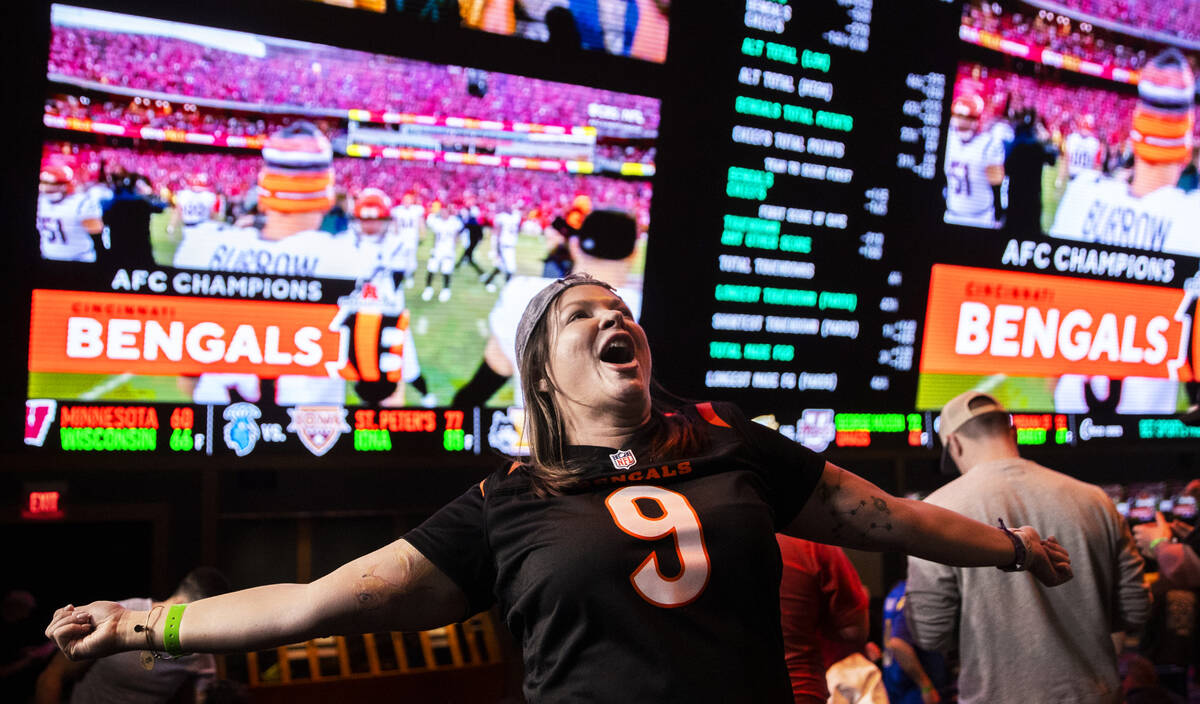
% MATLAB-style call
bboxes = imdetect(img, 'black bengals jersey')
[405,402,826,703]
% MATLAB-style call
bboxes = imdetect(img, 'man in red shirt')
[777,534,871,703]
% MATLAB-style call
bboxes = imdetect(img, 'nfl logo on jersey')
[609,449,637,469]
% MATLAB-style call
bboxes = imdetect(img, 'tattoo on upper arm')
[352,560,412,613]
[817,469,894,545]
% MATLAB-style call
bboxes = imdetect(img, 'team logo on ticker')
[223,403,262,457]
[25,399,57,447]
[287,406,351,457]
[797,409,837,453]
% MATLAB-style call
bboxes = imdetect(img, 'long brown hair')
[517,302,707,496]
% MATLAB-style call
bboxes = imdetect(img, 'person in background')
[36,568,229,704]
[319,190,350,235]
[170,173,220,236]
[1132,481,1200,699]
[420,201,463,302]
[775,534,869,704]
[1,590,57,704]
[542,194,591,278]
[455,205,487,277]
[1120,652,1184,704]
[907,391,1150,704]
[481,201,523,292]
[1176,146,1198,192]
[1002,107,1057,236]
[1133,482,1200,587]
[881,579,947,704]
[36,165,104,264]
[826,641,887,704]
[942,93,1006,229]
[101,170,164,268]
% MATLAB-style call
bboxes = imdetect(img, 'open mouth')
[599,338,636,365]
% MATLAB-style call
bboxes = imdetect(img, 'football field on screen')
[30,209,647,407]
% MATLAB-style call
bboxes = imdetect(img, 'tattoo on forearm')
[818,470,894,545]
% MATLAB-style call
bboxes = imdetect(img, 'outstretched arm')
[46,539,467,660]
[785,463,1072,585]
[886,637,939,704]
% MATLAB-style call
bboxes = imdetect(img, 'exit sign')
[22,487,64,520]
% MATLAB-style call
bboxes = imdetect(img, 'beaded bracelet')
[134,605,164,670]
[996,518,1028,572]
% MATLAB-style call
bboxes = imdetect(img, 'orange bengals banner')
[920,265,1196,381]
[29,290,343,378]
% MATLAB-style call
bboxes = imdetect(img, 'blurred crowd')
[41,141,653,232]
[43,94,656,167]
[46,26,660,131]
[955,64,1141,152]
[1054,0,1200,43]
[962,0,1200,75]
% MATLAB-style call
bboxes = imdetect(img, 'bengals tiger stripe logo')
[336,308,410,383]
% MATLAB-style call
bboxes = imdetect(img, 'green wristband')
[163,604,187,657]
[1149,537,1169,551]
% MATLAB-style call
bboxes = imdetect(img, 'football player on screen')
[1059,114,1103,185]
[420,200,464,302]
[1050,48,1199,256]
[481,201,523,292]
[333,188,436,407]
[452,209,641,407]
[1052,49,1200,416]
[36,164,104,263]
[172,121,352,279]
[171,173,221,234]
[389,191,425,289]
[943,93,1006,229]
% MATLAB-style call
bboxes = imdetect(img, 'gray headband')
[514,272,617,367]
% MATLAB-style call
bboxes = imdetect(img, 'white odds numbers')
[604,486,711,608]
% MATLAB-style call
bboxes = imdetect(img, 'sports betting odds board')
[19,0,1200,462]
[646,0,1200,453]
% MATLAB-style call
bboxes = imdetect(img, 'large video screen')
[644,0,1199,453]
[21,0,1200,462]
[26,4,657,458]
[308,0,671,63]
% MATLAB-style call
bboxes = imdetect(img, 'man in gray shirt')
[906,391,1149,704]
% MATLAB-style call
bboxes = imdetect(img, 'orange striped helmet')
[353,188,393,220]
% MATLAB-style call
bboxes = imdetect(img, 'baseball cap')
[514,272,617,368]
[938,391,1007,475]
